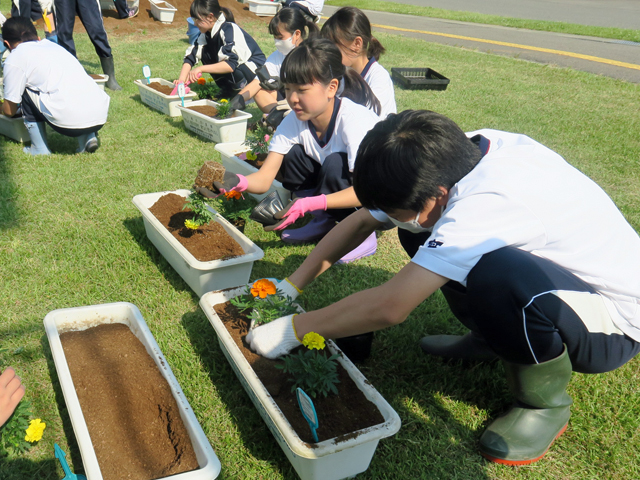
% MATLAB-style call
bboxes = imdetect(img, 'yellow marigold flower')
[251,279,276,298]
[25,419,46,443]
[184,219,199,230]
[197,77,206,85]
[225,190,242,200]
[207,78,215,83]
[220,99,229,104]
[302,332,325,350]
[245,151,257,161]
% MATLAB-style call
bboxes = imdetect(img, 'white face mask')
[388,210,433,234]
[274,36,296,55]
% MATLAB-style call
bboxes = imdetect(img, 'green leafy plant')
[215,99,232,119]
[245,123,273,157]
[276,332,340,398]
[190,79,221,101]
[0,401,35,456]
[183,191,216,230]
[210,191,255,223]
[230,279,299,326]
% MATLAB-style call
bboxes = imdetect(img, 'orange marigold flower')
[224,190,242,200]
[197,77,206,85]
[251,279,277,298]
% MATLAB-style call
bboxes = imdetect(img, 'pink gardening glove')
[264,195,327,232]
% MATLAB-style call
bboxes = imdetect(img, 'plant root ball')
[194,161,225,189]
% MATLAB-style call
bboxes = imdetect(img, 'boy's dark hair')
[268,7,318,40]
[353,110,483,213]
[2,17,39,46]
[281,37,381,115]
[320,7,385,61]
[190,0,234,23]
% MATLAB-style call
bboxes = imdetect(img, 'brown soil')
[60,323,199,480]
[88,74,105,79]
[147,82,175,96]
[194,161,226,190]
[149,193,245,262]
[214,302,385,444]
[187,105,220,118]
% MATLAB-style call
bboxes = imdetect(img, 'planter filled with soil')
[134,78,197,117]
[199,287,401,480]
[132,189,264,296]
[215,141,291,202]
[44,302,222,480]
[88,73,109,91]
[0,87,29,143]
[176,99,252,144]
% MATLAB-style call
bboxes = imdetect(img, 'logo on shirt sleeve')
[427,240,443,248]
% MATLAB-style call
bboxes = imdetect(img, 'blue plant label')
[177,83,186,106]
[296,388,319,442]
[142,65,151,84]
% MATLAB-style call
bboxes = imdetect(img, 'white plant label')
[142,65,151,84]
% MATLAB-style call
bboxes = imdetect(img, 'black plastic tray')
[391,68,450,90]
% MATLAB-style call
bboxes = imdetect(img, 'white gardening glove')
[246,314,301,359]
[276,277,302,301]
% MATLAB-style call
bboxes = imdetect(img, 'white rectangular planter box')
[150,0,177,23]
[91,74,108,91]
[44,302,222,480]
[134,78,197,117]
[248,0,280,16]
[199,287,401,480]
[132,189,264,297]
[176,100,252,144]
[0,114,29,142]
[215,141,292,203]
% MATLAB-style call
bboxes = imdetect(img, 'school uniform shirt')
[361,57,397,119]
[184,13,266,74]
[264,49,286,77]
[3,40,109,129]
[370,129,640,342]
[268,97,379,172]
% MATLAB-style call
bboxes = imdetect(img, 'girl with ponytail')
[177,0,266,98]
[321,6,397,119]
[206,38,381,262]
[229,8,318,114]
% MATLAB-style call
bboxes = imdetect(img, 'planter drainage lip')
[44,302,222,480]
[200,287,402,460]
[176,99,253,123]
[132,189,264,271]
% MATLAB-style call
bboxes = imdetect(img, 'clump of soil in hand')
[60,323,199,480]
[194,161,226,190]
[149,193,245,262]
[148,81,175,95]
[187,105,219,118]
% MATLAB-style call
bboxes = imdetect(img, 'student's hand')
[245,314,301,359]
[186,68,203,85]
[229,94,246,112]
[259,75,282,91]
[276,277,302,301]
[0,367,26,428]
[194,172,248,197]
[264,195,327,231]
[265,99,292,128]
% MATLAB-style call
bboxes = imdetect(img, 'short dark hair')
[190,0,234,23]
[268,7,318,40]
[2,17,39,46]
[321,7,386,61]
[353,110,483,212]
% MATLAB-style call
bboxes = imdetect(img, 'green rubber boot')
[479,345,572,465]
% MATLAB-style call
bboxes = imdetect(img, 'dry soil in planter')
[186,105,220,118]
[147,82,175,96]
[214,302,385,444]
[60,323,199,480]
[149,193,245,262]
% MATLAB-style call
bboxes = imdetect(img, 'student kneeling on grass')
[245,110,640,465]
[1,17,109,155]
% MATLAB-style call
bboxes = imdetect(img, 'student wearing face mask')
[245,109,640,467]
[229,8,318,114]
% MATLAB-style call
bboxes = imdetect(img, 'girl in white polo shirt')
[321,7,397,119]
[203,38,381,262]
[229,8,318,114]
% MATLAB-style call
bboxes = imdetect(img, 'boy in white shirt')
[1,17,110,155]
[246,110,640,466]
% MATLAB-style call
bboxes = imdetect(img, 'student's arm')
[324,186,360,210]
[188,61,234,82]
[244,151,284,194]
[2,100,18,117]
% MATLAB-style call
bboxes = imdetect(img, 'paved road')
[323,6,640,83]
[376,0,640,30]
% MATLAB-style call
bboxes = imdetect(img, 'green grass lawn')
[1,16,640,480]
[326,0,640,43]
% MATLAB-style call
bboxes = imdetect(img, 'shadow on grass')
[0,457,58,480]
[180,256,494,479]
[122,216,194,295]
[0,139,20,230]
